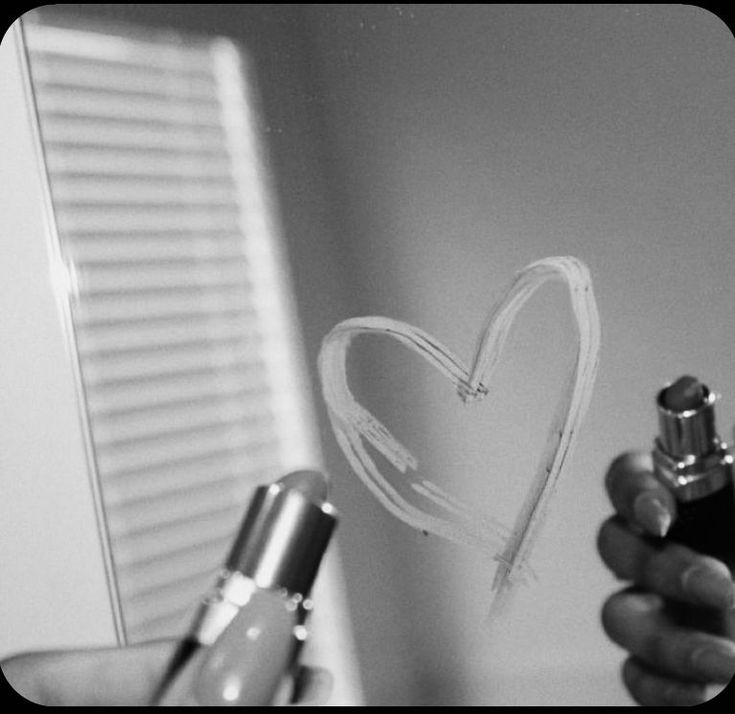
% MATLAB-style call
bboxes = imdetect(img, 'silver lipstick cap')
[653,378,733,502]
[656,383,719,459]
[224,470,338,597]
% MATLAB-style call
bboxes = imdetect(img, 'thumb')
[1,639,177,706]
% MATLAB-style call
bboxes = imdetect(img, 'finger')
[601,588,735,684]
[598,516,735,609]
[604,451,676,537]
[290,665,333,706]
[621,656,709,706]
[1,639,177,706]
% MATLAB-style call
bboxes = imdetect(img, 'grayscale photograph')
[0,4,733,707]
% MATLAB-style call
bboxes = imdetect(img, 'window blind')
[23,18,321,645]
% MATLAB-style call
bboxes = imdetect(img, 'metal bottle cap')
[224,470,338,597]
[653,379,734,501]
[656,383,719,459]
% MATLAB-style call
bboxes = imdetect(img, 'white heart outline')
[318,256,600,603]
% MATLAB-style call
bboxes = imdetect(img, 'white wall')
[0,22,119,658]
[297,4,735,705]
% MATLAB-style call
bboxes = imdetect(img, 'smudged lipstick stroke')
[318,256,601,612]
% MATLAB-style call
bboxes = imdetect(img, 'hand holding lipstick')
[1,633,332,706]
[3,470,338,706]
[598,447,735,705]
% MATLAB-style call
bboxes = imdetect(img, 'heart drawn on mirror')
[318,256,600,610]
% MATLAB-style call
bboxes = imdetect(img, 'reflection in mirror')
[1,3,733,707]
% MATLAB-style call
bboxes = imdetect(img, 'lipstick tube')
[652,377,735,562]
[152,470,338,706]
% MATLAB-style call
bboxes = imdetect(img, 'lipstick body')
[652,377,735,637]
[156,584,303,706]
[652,378,735,563]
[152,470,337,706]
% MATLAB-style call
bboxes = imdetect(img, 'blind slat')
[82,342,263,387]
[86,374,268,417]
[52,182,238,207]
[103,467,262,509]
[102,447,280,486]
[96,426,279,477]
[35,86,222,121]
[105,449,278,498]
[75,288,254,326]
[92,398,273,447]
[45,151,232,179]
[43,126,228,154]
[77,315,254,354]
[30,66,219,102]
[115,514,241,587]
[75,262,248,295]
[37,105,222,134]
[108,488,242,540]
[57,210,241,236]
[26,25,214,70]
[69,242,244,265]
[121,563,224,609]
[118,545,229,606]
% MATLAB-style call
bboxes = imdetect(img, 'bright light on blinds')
[23,18,319,644]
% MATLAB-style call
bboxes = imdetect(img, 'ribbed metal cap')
[656,380,719,458]
[224,470,338,597]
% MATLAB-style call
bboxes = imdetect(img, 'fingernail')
[662,682,708,706]
[681,563,735,609]
[691,641,735,683]
[633,492,671,537]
